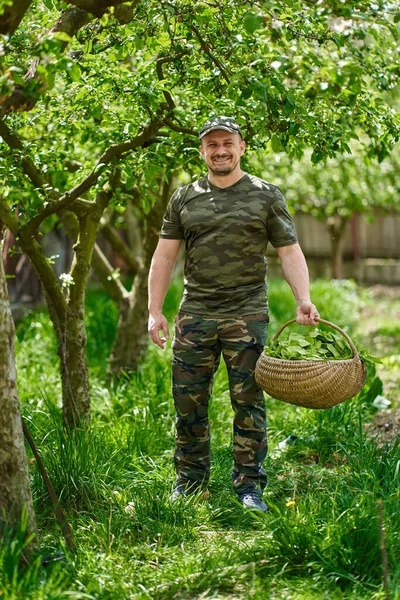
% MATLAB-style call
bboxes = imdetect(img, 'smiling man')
[148,116,319,513]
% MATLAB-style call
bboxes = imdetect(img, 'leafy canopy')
[0,0,399,226]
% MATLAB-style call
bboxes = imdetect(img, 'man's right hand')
[148,313,170,349]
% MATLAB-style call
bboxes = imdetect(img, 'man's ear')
[240,140,246,156]
[199,144,205,159]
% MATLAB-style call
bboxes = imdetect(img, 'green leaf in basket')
[289,346,309,358]
[264,325,377,364]
[327,345,341,358]
[307,330,320,338]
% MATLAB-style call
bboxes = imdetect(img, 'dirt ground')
[357,285,400,443]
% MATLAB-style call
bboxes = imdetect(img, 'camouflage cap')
[199,116,243,139]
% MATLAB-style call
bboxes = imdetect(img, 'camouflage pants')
[172,313,268,495]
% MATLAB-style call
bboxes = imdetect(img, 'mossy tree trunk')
[0,249,37,541]
[2,194,109,428]
[58,196,109,427]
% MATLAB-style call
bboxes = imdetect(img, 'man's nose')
[215,144,227,153]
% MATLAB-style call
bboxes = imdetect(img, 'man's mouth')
[212,156,232,163]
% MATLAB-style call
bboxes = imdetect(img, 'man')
[148,116,319,513]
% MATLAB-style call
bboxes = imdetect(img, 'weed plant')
[2,279,398,599]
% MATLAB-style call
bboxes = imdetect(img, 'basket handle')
[271,318,359,358]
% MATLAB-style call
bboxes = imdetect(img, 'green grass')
[2,279,399,599]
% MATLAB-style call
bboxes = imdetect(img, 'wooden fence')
[267,211,400,284]
[293,212,400,259]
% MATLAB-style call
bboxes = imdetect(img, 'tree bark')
[60,305,91,428]
[0,251,37,541]
[65,0,129,16]
[0,0,33,36]
[327,215,349,279]
[108,266,149,375]
[109,181,171,375]
[91,242,128,305]
[61,195,109,427]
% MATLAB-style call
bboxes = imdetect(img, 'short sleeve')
[267,188,298,248]
[160,188,184,240]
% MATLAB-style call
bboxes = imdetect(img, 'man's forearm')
[148,254,175,315]
[148,238,181,347]
[276,243,311,305]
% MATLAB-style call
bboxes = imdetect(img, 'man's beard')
[209,158,239,176]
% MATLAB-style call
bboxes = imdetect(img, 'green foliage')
[1,0,400,228]
[7,278,399,599]
[2,0,400,434]
[265,327,379,364]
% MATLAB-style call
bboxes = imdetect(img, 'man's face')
[200,129,246,176]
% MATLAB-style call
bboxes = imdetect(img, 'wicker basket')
[255,318,367,409]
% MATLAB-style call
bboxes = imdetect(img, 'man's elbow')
[153,239,181,266]
[154,251,176,268]
[152,248,179,270]
[276,242,302,260]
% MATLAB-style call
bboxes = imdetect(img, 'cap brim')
[199,125,241,139]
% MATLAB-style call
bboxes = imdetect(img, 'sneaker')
[170,484,187,502]
[124,501,135,516]
[239,490,268,513]
[170,484,210,503]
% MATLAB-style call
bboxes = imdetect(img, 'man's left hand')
[296,302,320,326]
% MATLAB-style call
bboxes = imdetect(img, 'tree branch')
[68,198,97,215]
[0,0,34,36]
[190,24,230,84]
[64,0,128,16]
[163,119,197,137]
[0,2,145,117]
[0,197,19,236]
[101,222,142,272]
[156,55,177,112]
[68,190,111,310]
[91,243,128,305]
[18,233,67,332]
[0,7,90,116]
[41,7,90,50]
[0,120,48,189]
[22,113,166,237]
[60,207,128,305]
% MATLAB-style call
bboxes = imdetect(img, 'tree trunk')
[60,305,91,428]
[327,216,349,279]
[108,184,171,375]
[61,199,108,427]
[17,198,108,428]
[109,267,150,374]
[0,252,37,541]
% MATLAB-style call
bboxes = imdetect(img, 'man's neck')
[207,167,246,189]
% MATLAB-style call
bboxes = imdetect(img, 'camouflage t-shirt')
[160,173,298,316]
